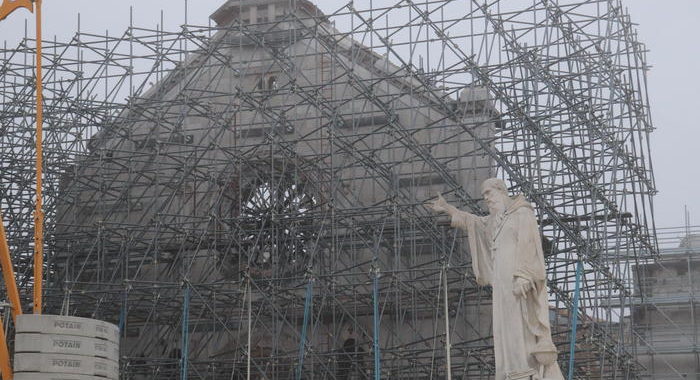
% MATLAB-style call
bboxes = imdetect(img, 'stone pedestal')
[14,315,120,379]
[506,368,539,380]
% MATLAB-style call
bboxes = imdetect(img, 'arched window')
[336,338,365,379]
[267,76,278,90]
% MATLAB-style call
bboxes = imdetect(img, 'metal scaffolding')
[633,222,700,380]
[0,0,656,378]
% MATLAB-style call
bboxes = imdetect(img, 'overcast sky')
[0,0,698,229]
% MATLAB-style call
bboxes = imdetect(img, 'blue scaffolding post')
[567,259,583,380]
[181,282,191,380]
[296,278,314,380]
[118,287,128,336]
[372,266,381,380]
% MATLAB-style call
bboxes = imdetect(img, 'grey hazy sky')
[0,0,698,229]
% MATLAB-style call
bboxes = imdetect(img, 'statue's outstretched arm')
[426,194,475,223]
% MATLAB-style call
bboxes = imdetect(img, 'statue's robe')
[451,195,564,380]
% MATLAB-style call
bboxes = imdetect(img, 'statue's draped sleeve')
[450,211,492,286]
[514,207,556,344]
[513,207,547,284]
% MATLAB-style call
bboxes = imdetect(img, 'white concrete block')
[15,333,119,361]
[14,353,118,379]
[16,315,119,343]
[15,373,106,380]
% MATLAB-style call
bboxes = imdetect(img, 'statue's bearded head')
[481,178,510,215]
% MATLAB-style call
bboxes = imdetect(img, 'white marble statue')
[428,178,564,380]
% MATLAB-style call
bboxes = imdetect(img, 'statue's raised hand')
[428,194,450,214]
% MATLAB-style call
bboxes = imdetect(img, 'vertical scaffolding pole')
[246,278,252,380]
[568,259,583,380]
[118,288,128,335]
[296,278,313,380]
[372,267,381,380]
[442,265,452,380]
[181,283,190,380]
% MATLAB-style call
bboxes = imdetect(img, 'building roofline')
[211,0,326,26]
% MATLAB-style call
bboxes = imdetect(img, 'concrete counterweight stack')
[13,315,119,380]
